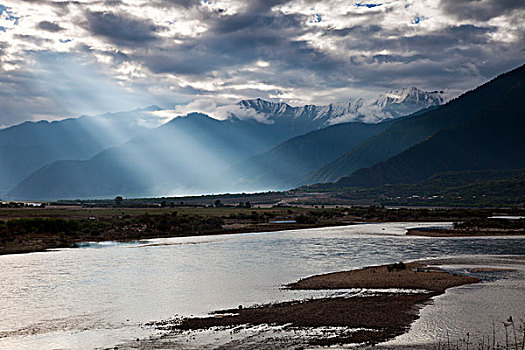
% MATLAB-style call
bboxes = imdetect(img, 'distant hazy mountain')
[8,112,320,199]
[224,121,392,191]
[305,64,525,185]
[230,88,444,132]
[314,64,525,188]
[0,106,161,196]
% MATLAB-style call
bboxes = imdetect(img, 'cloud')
[0,51,165,126]
[0,0,524,127]
[37,20,63,32]
[135,9,333,77]
[84,10,161,46]
[169,98,272,124]
[147,0,203,9]
[440,0,525,21]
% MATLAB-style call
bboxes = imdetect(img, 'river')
[0,222,523,349]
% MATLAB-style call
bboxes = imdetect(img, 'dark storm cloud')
[244,0,290,12]
[0,41,7,55]
[440,0,525,21]
[370,53,426,64]
[331,20,523,93]
[1,0,525,126]
[84,10,161,46]
[37,21,64,32]
[337,23,496,57]
[96,1,124,6]
[123,0,517,96]
[442,25,495,44]
[134,2,349,89]
[138,9,341,76]
[390,25,495,52]
[325,24,383,37]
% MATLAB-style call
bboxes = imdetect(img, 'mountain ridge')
[230,87,445,127]
[5,88,445,200]
[7,112,313,199]
[332,78,525,188]
[304,64,525,185]
[223,120,392,191]
[0,106,162,195]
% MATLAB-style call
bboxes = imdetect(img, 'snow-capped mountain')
[230,88,445,129]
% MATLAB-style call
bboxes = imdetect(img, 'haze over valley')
[2,87,446,199]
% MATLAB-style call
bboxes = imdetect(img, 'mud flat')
[129,262,479,348]
[287,262,477,293]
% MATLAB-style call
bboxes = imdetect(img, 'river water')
[0,222,523,349]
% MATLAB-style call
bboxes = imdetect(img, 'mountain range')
[223,121,392,191]
[3,63,524,202]
[312,63,525,188]
[0,106,161,197]
[4,87,445,200]
[229,87,445,128]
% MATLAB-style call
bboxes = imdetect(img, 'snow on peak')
[377,87,444,107]
[237,98,290,114]
[230,88,445,126]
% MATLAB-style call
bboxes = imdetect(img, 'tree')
[114,196,123,205]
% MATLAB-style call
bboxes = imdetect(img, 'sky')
[0,0,524,127]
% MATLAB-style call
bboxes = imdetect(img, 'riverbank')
[4,223,523,256]
[407,217,525,237]
[0,221,347,256]
[1,206,523,255]
[138,262,479,348]
[0,206,354,255]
